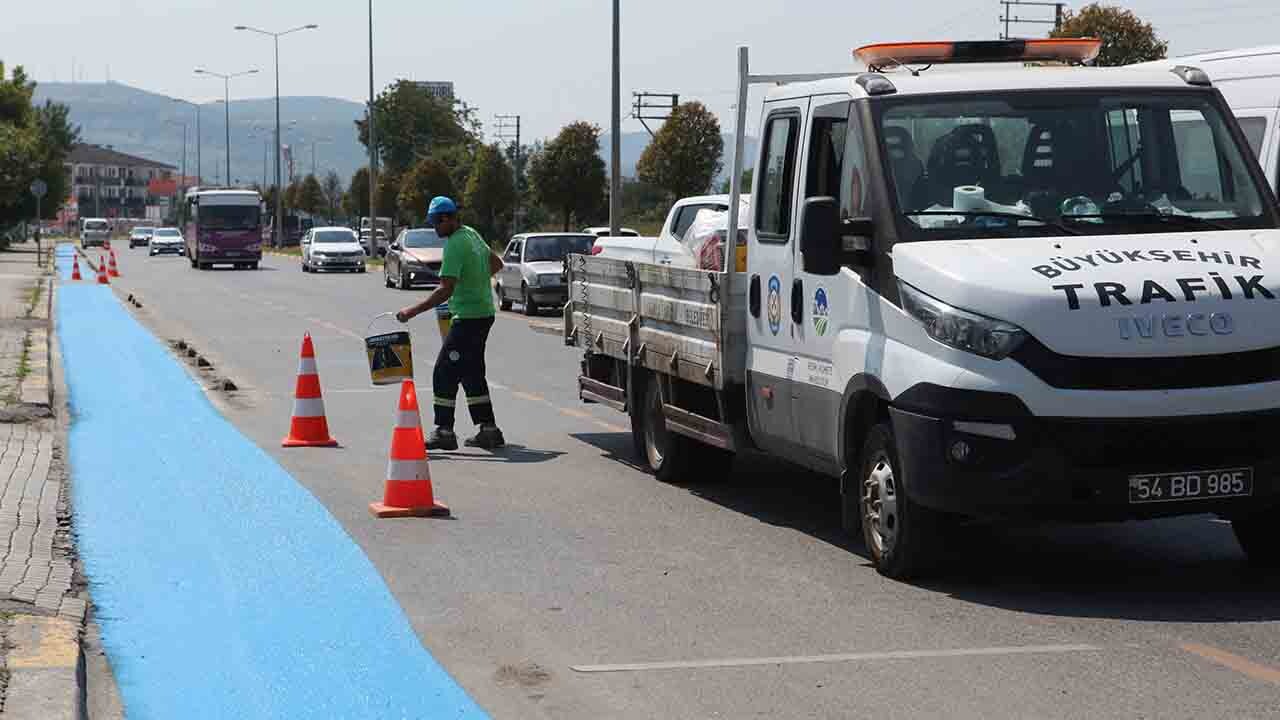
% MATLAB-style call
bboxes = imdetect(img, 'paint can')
[365,313,414,386]
[435,302,452,339]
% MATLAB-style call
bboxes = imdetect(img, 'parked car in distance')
[148,227,185,256]
[129,226,155,248]
[582,226,640,238]
[385,228,445,289]
[80,218,110,248]
[496,233,594,315]
[301,227,366,273]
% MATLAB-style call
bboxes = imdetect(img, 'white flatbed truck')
[566,39,1280,578]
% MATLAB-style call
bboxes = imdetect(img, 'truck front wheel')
[859,423,944,580]
[1233,508,1280,567]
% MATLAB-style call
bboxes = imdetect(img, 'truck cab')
[567,39,1280,579]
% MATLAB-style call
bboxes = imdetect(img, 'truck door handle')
[749,275,761,317]
[791,279,803,324]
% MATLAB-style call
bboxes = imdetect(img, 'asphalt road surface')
[98,248,1280,719]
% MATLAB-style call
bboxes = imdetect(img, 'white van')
[1136,46,1279,191]
[567,39,1280,579]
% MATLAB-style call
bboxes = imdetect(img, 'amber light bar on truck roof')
[855,38,1102,69]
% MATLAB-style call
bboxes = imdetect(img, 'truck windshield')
[524,236,594,262]
[200,205,260,231]
[876,91,1274,239]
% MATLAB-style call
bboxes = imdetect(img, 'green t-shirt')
[439,225,496,319]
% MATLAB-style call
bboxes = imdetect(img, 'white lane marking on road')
[570,644,1105,673]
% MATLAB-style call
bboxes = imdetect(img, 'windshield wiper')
[903,210,1080,235]
[1062,212,1231,231]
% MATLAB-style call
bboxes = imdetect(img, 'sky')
[4,0,1278,143]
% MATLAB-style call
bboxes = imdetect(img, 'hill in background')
[35,81,756,188]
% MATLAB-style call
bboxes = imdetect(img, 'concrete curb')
[3,615,84,720]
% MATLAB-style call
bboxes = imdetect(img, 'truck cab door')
[746,100,809,453]
[790,98,871,463]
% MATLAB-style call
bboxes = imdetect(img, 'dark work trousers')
[432,316,497,430]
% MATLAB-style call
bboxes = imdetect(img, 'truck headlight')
[897,281,1026,360]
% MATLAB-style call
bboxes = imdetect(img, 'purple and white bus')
[184,188,264,270]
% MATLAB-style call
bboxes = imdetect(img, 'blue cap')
[427,196,457,220]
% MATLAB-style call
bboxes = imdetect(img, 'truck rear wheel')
[1233,508,1280,568]
[859,423,944,580]
[639,380,691,483]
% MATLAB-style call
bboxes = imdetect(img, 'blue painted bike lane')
[54,246,489,719]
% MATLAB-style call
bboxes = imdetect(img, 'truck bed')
[564,254,747,390]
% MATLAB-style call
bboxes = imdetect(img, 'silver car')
[495,233,594,315]
[148,227,185,256]
[301,227,367,273]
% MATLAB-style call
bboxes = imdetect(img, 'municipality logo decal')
[812,287,830,336]
[767,275,782,335]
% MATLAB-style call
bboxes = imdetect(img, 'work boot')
[425,428,458,451]
[465,424,506,450]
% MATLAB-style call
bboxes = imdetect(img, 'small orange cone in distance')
[71,255,82,281]
[370,379,449,518]
[108,250,120,278]
[97,257,109,285]
[282,333,338,447]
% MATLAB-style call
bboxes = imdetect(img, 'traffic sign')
[29,179,47,199]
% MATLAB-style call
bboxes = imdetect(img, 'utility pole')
[609,0,621,237]
[999,0,1067,39]
[631,92,679,137]
[494,114,521,233]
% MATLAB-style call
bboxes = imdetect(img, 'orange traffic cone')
[96,257,109,285]
[71,255,82,281]
[370,380,449,518]
[281,333,338,447]
[108,250,120,278]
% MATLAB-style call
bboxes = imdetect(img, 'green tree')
[464,144,516,245]
[377,170,403,223]
[637,101,724,201]
[0,62,77,227]
[346,168,370,218]
[398,157,456,225]
[717,167,754,194]
[321,171,343,221]
[1051,4,1167,67]
[297,174,325,215]
[356,81,479,176]
[528,121,607,231]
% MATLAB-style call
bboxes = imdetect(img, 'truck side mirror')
[800,197,840,276]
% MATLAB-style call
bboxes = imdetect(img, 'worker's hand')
[396,308,414,323]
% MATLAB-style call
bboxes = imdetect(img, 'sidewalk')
[0,244,91,719]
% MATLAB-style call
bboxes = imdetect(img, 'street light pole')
[173,99,202,185]
[609,0,621,237]
[235,23,318,247]
[195,67,259,187]
[368,0,379,255]
[167,119,188,223]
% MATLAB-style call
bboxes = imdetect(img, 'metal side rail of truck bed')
[564,253,747,450]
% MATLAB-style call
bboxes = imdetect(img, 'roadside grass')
[23,283,43,319]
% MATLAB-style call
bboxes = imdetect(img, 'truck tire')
[1233,509,1280,568]
[638,379,692,483]
[859,423,944,580]
[496,284,513,311]
[523,284,538,316]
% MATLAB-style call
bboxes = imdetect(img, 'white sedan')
[148,227,185,256]
[302,227,367,273]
